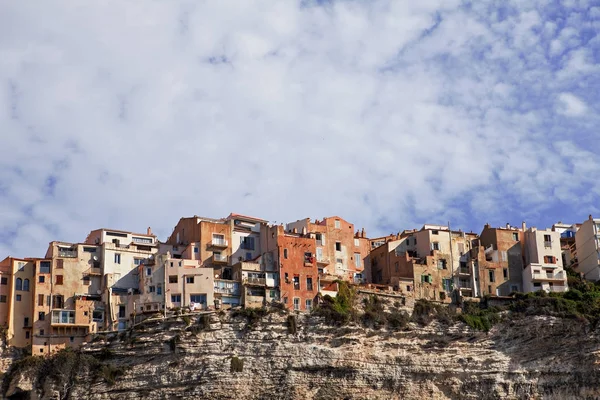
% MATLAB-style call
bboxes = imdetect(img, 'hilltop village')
[1,213,598,355]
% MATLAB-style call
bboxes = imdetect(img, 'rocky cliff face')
[4,308,600,400]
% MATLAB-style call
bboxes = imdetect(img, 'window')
[38,294,44,306]
[133,258,143,266]
[38,312,45,321]
[40,330,44,337]
[335,242,342,251]
[334,220,341,229]
[171,294,181,303]
[132,237,152,244]
[39,276,45,283]
[306,299,312,311]
[186,276,194,284]
[241,236,255,250]
[169,275,178,283]
[304,252,313,264]
[395,262,399,273]
[114,254,121,264]
[316,233,324,245]
[354,238,360,246]
[53,295,63,308]
[533,282,541,287]
[157,284,162,295]
[25,331,30,339]
[83,276,91,285]
[503,268,508,279]
[17,262,25,271]
[15,278,22,291]
[283,297,288,304]
[354,253,361,268]
[316,247,323,262]
[83,247,97,253]
[432,242,440,251]
[16,294,21,301]
[40,261,50,273]
[488,285,492,294]
[307,277,313,291]
[22,279,29,292]
[0,295,6,303]
[283,249,288,259]
[512,232,519,241]
[293,275,300,290]
[544,256,556,264]
[437,260,447,269]
[52,310,75,324]
[246,252,252,261]
[194,247,199,253]
[421,275,432,284]
[442,279,452,292]
[293,298,300,310]
[432,230,439,235]
[511,285,519,293]
[336,258,343,264]
[212,234,226,245]
[489,270,495,283]
[118,305,126,319]
[0,277,6,285]
[149,286,155,293]
[170,262,174,267]
[93,311,104,322]
[190,294,206,304]
[56,275,63,285]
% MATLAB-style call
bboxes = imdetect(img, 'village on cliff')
[1,212,597,354]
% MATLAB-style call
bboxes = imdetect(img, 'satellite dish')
[149,255,154,259]
[93,256,98,261]
[215,274,219,278]
[96,290,102,295]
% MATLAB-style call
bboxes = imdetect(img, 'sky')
[1,0,600,257]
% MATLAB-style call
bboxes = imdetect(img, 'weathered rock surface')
[4,311,600,400]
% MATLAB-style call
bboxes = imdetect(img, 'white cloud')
[557,92,589,116]
[0,0,599,257]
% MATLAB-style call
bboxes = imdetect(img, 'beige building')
[85,228,158,331]
[0,257,36,348]
[574,216,600,281]
[522,228,568,293]
[164,258,214,310]
[232,261,279,308]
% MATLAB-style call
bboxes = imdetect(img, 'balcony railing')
[214,286,240,295]
[316,258,329,265]
[213,254,228,263]
[208,239,228,248]
[246,277,266,285]
[532,271,565,281]
[544,241,552,248]
[58,250,77,258]
[459,267,470,275]
[293,283,300,290]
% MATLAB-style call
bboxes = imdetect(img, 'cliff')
[3,302,600,400]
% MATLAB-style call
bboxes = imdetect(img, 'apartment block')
[286,216,370,283]
[265,224,318,311]
[574,216,600,281]
[233,261,279,308]
[522,228,568,293]
[474,223,524,296]
[552,222,579,270]
[0,257,36,348]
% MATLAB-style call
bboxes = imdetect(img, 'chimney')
[302,227,307,235]
[147,227,152,235]
[522,221,526,231]
[361,228,365,238]
[485,223,490,229]
[506,223,510,229]
[293,228,297,234]
[589,214,593,221]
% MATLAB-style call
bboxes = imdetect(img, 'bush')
[287,315,297,334]
[181,315,191,326]
[313,282,356,325]
[233,307,269,329]
[230,356,244,373]
[411,300,454,326]
[362,295,386,329]
[387,311,410,329]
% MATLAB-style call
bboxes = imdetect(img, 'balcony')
[459,267,470,276]
[207,239,228,249]
[212,254,228,264]
[214,280,240,296]
[58,250,77,258]
[484,245,494,255]
[316,257,329,265]
[353,278,366,285]
[544,241,552,248]
[245,277,266,285]
[531,271,565,281]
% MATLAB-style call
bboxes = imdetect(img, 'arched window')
[15,278,22,291]
[23,279,29,292]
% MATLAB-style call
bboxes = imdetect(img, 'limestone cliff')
[4,308,600,400]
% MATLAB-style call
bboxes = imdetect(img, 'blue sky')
[1,0,599,257]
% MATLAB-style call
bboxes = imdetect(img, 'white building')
[574,216,600,281]
[523,228,568,293]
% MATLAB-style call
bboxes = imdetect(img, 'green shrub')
[287,315,298,334]
[313,282,356,325]
[181,315,191,326]
[230,356,244,373]
[233,307,269,329]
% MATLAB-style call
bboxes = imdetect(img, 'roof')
[91,228,157,238]
[226,213,268,223]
